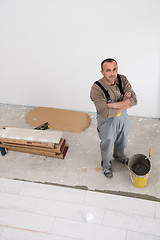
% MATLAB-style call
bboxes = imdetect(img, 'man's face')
[101,61,118,85]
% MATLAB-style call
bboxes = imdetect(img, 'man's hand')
[107,99,131,109]
[107,92,132,109]
[107,92,132,115]
[123,92,131,100]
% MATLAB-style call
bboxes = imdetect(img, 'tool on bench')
[34,122,50,130]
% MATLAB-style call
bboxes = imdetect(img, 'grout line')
[82,190,87,205]
[154,202,157,218]
[18,180,25,196]
[12,177,160,202]
[101,208,106,226]
[48,217,56,234]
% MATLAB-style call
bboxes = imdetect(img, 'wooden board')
[0,127,62,148]
[0,143,68,159]
[0,127,62,143]
[26,107,91,133]
[0,138,66,154]
[0,127,69,159]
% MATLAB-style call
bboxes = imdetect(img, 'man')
[90,58,137,178]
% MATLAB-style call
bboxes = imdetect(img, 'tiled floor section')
[0,178,160,240]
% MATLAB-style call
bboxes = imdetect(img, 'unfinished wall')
[0,0,160,118]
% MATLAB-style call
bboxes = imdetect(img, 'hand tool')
[34,122,50,130]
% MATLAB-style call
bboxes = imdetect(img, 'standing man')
[90,58,137,178]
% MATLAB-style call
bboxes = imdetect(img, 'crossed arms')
[107,92,131,115]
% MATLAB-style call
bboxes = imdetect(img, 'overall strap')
[94,75,124,103]
[94,81,112,103]
[117,74,124,97]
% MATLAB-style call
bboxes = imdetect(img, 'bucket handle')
[149,148,152,157]
[145,148,152,161]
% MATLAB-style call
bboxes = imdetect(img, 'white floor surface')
[0,177,160,240]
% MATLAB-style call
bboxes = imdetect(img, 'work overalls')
[95,75,129,170]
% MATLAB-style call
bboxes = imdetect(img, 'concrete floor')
[0,103,160,201]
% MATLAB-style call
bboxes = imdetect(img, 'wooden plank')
[0,127,62,148]
[0,143,68,159]
[0,138,55,148]
[0,138,66,153]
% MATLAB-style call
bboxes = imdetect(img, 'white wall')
[0,0,160,118]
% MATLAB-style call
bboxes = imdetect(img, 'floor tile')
[0,178,23,194]
[0,226,4,235]
[103,209,160,237]
[0,177,159,240]
[84,191,155,217]
[0,192,38,211]
[20,182,86,204]
[1,227,73,240]
[155,202,160,219]
[0,209,54,233]
[35,198,105,224]
[126,231,160,240]
[51,218,126,240]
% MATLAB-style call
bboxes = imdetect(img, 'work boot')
[114,156,129,165]
[103,168,113,178]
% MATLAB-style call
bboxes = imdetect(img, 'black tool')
[34,122,50,130]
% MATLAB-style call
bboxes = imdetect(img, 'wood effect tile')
[51,218,126,240]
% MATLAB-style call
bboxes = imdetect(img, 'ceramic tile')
[0,208,54,233]
[84,191,155,217]
[20,182,86,204]
[0,178,23,194]
[155,202,160,219]
[103,209,160,237]
[35,199,105,224]
[0,226,4,235]
[126,231,160,240]
[0,192,37,211]
[1,227,73,240]
[51,218,126,240]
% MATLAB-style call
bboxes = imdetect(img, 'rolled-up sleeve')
[122,75,138,107]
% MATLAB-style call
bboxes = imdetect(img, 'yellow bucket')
[128,154,151,188]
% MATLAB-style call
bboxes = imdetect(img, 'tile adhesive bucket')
[128,152,151,188]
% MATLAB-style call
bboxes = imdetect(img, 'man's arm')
[90,84,118,118]
[107,92,131,114]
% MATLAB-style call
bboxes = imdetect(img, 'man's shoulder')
[94,78,103,84]
[118,74,127,79]
[91,78,103,88]
[118,74,129,83]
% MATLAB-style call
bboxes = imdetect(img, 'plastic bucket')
[128,154,151,188]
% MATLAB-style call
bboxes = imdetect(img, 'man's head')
[101,58,118,85]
